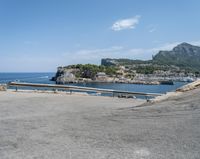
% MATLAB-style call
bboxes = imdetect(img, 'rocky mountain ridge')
[102,42,200,72]
[153,43,200,71]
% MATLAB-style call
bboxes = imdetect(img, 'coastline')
[54,78,175,85]
[55,79,161,85]
[151,79,200,103]
[0,77,197,105]
[0,79,194,100]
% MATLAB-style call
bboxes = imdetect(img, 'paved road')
[0,90,199,159]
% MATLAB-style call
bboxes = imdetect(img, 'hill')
[153,42,200,71]
[102,43,200,73]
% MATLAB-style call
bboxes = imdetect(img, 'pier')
[7,82,163,100]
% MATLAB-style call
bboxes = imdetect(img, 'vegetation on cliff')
[58,64,118,79]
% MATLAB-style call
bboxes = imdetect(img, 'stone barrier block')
[0,84,7,91]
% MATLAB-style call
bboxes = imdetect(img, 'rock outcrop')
[0,84,7,91]
[51,67,77,84]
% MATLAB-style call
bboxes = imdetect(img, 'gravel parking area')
[0,89,199,159]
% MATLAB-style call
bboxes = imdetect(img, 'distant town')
[52,43,200,85]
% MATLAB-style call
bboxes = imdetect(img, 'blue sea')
[0,73,188,94]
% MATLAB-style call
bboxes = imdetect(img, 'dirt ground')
[0,89,199,159]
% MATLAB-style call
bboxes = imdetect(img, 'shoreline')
[55,80,160,85]
[151,79,200,103]
[0,79,194,100]
[0,79,197,104]
[1,79,199,108]
[54,79,175,85]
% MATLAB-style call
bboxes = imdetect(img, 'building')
[95,72,108,82]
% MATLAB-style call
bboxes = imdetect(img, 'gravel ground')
[0,89,200,159]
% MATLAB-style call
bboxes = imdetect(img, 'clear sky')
[0,0,200,72]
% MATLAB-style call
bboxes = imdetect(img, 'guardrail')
[7,82,163,100]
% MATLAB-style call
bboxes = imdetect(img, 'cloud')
[62,46,124,64]
[62,40,200,65]
[0,56,60,72]
[3,40,200,72]
[23,41,38,45]
[189,40,200,46]
[151,40,200,52]
[152,40,161,44]
[149,27,156,33]
[147,24,157,33]
[111,16,141,31]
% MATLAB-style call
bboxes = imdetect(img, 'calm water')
[0,73,55,84]
[0,73,188,94]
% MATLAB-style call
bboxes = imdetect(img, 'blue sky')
[0,0,200,72]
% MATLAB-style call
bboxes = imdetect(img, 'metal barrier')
[7,82,163,100]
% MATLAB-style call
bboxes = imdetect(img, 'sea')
[0,72,188,94]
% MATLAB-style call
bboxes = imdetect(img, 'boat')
[159,80,174,85]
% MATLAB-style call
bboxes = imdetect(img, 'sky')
[0,0,200,72]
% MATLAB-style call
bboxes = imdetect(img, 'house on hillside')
[95,72,108,82]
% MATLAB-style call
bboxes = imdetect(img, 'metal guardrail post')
[112,92,115,97]
[53,89,58,93]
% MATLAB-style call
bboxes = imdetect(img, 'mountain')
[102,43,200,72]
[153,43,200,71]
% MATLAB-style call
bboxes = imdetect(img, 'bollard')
[145,96,151,102]
[70,90,72,95]
[112,92,115,97]
[53,89,58,93]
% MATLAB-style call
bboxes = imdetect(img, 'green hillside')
[102,43,200,73]
[153,43,200,71]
